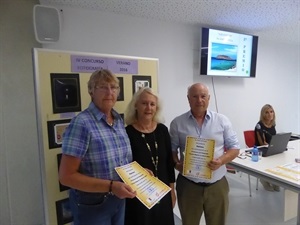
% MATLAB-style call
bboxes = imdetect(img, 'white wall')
[43,5,300,146]
[0,1,44,225]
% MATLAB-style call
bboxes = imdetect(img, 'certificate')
[266,163,300,181]
[183,136,215,179]
[115,161,171,209]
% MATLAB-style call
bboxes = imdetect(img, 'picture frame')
[47,119,71,149]
[55,198,73,225]
[132,75,152,94]
[117,76,124,101]
[56,153,70,192]
[50,73,81,114]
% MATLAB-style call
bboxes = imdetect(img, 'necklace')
[141,133,158,176]
[106,115,114,126]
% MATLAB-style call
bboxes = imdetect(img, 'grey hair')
[125,87,165,125]
[87,69,119,95]
[187,83,210,96]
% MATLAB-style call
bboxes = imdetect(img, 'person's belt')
[179,173,219,187]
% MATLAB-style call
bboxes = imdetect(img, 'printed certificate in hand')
[183,136,215,179]
[115,161,171,209]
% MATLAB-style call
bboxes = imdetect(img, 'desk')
[228,140,300,225]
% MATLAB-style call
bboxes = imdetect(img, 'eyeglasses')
[237,152,252,159]
[94,85,120,93]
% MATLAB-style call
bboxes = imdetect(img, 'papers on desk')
[266,163,300,181]
[183,136,215,179]
[115,161,171,209]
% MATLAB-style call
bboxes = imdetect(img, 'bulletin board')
[32,48,158,225]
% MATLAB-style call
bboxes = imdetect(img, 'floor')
[173,172,298,225]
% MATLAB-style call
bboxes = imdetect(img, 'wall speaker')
[33,5,61,43]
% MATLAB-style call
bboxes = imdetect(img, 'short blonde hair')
[87,69,119,95]
[125,87,165,125]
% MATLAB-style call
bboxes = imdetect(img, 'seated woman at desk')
[255,104,279,191]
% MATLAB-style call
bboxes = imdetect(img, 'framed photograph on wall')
[55,198,73,225]
[47,119,71,149]
[50,73,81,114]
[56,153,70,192]
[132,75,152,94]
[117,77,124,101]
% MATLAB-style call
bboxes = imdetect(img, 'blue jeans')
[69,189,125,225]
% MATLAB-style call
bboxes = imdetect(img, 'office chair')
[226,164,236,174]
[244,130,255,148]
[243,130,259,196]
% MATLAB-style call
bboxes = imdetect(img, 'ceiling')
[41,0,299,44]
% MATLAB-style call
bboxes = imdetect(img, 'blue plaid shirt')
[62,102,132,181]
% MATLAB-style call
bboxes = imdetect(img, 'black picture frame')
[132,75,152,94]
[50,73,81,114]
[117,77,124,101]
[47,119,71,149]
[55,198,73,225]
[57,153,70,192]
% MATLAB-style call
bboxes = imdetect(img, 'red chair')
[244,130,255,148]
[243,130,259,196]
[226,164,236,174]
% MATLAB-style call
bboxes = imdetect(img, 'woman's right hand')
[144,168,154,176]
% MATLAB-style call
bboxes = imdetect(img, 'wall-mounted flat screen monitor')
[200,27,258,78]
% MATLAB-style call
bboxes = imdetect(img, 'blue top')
[169,110,240,183]
[62,102,133,181]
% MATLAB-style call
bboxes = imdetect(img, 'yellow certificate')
[183,136,215,179]
[115,161,171,209]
